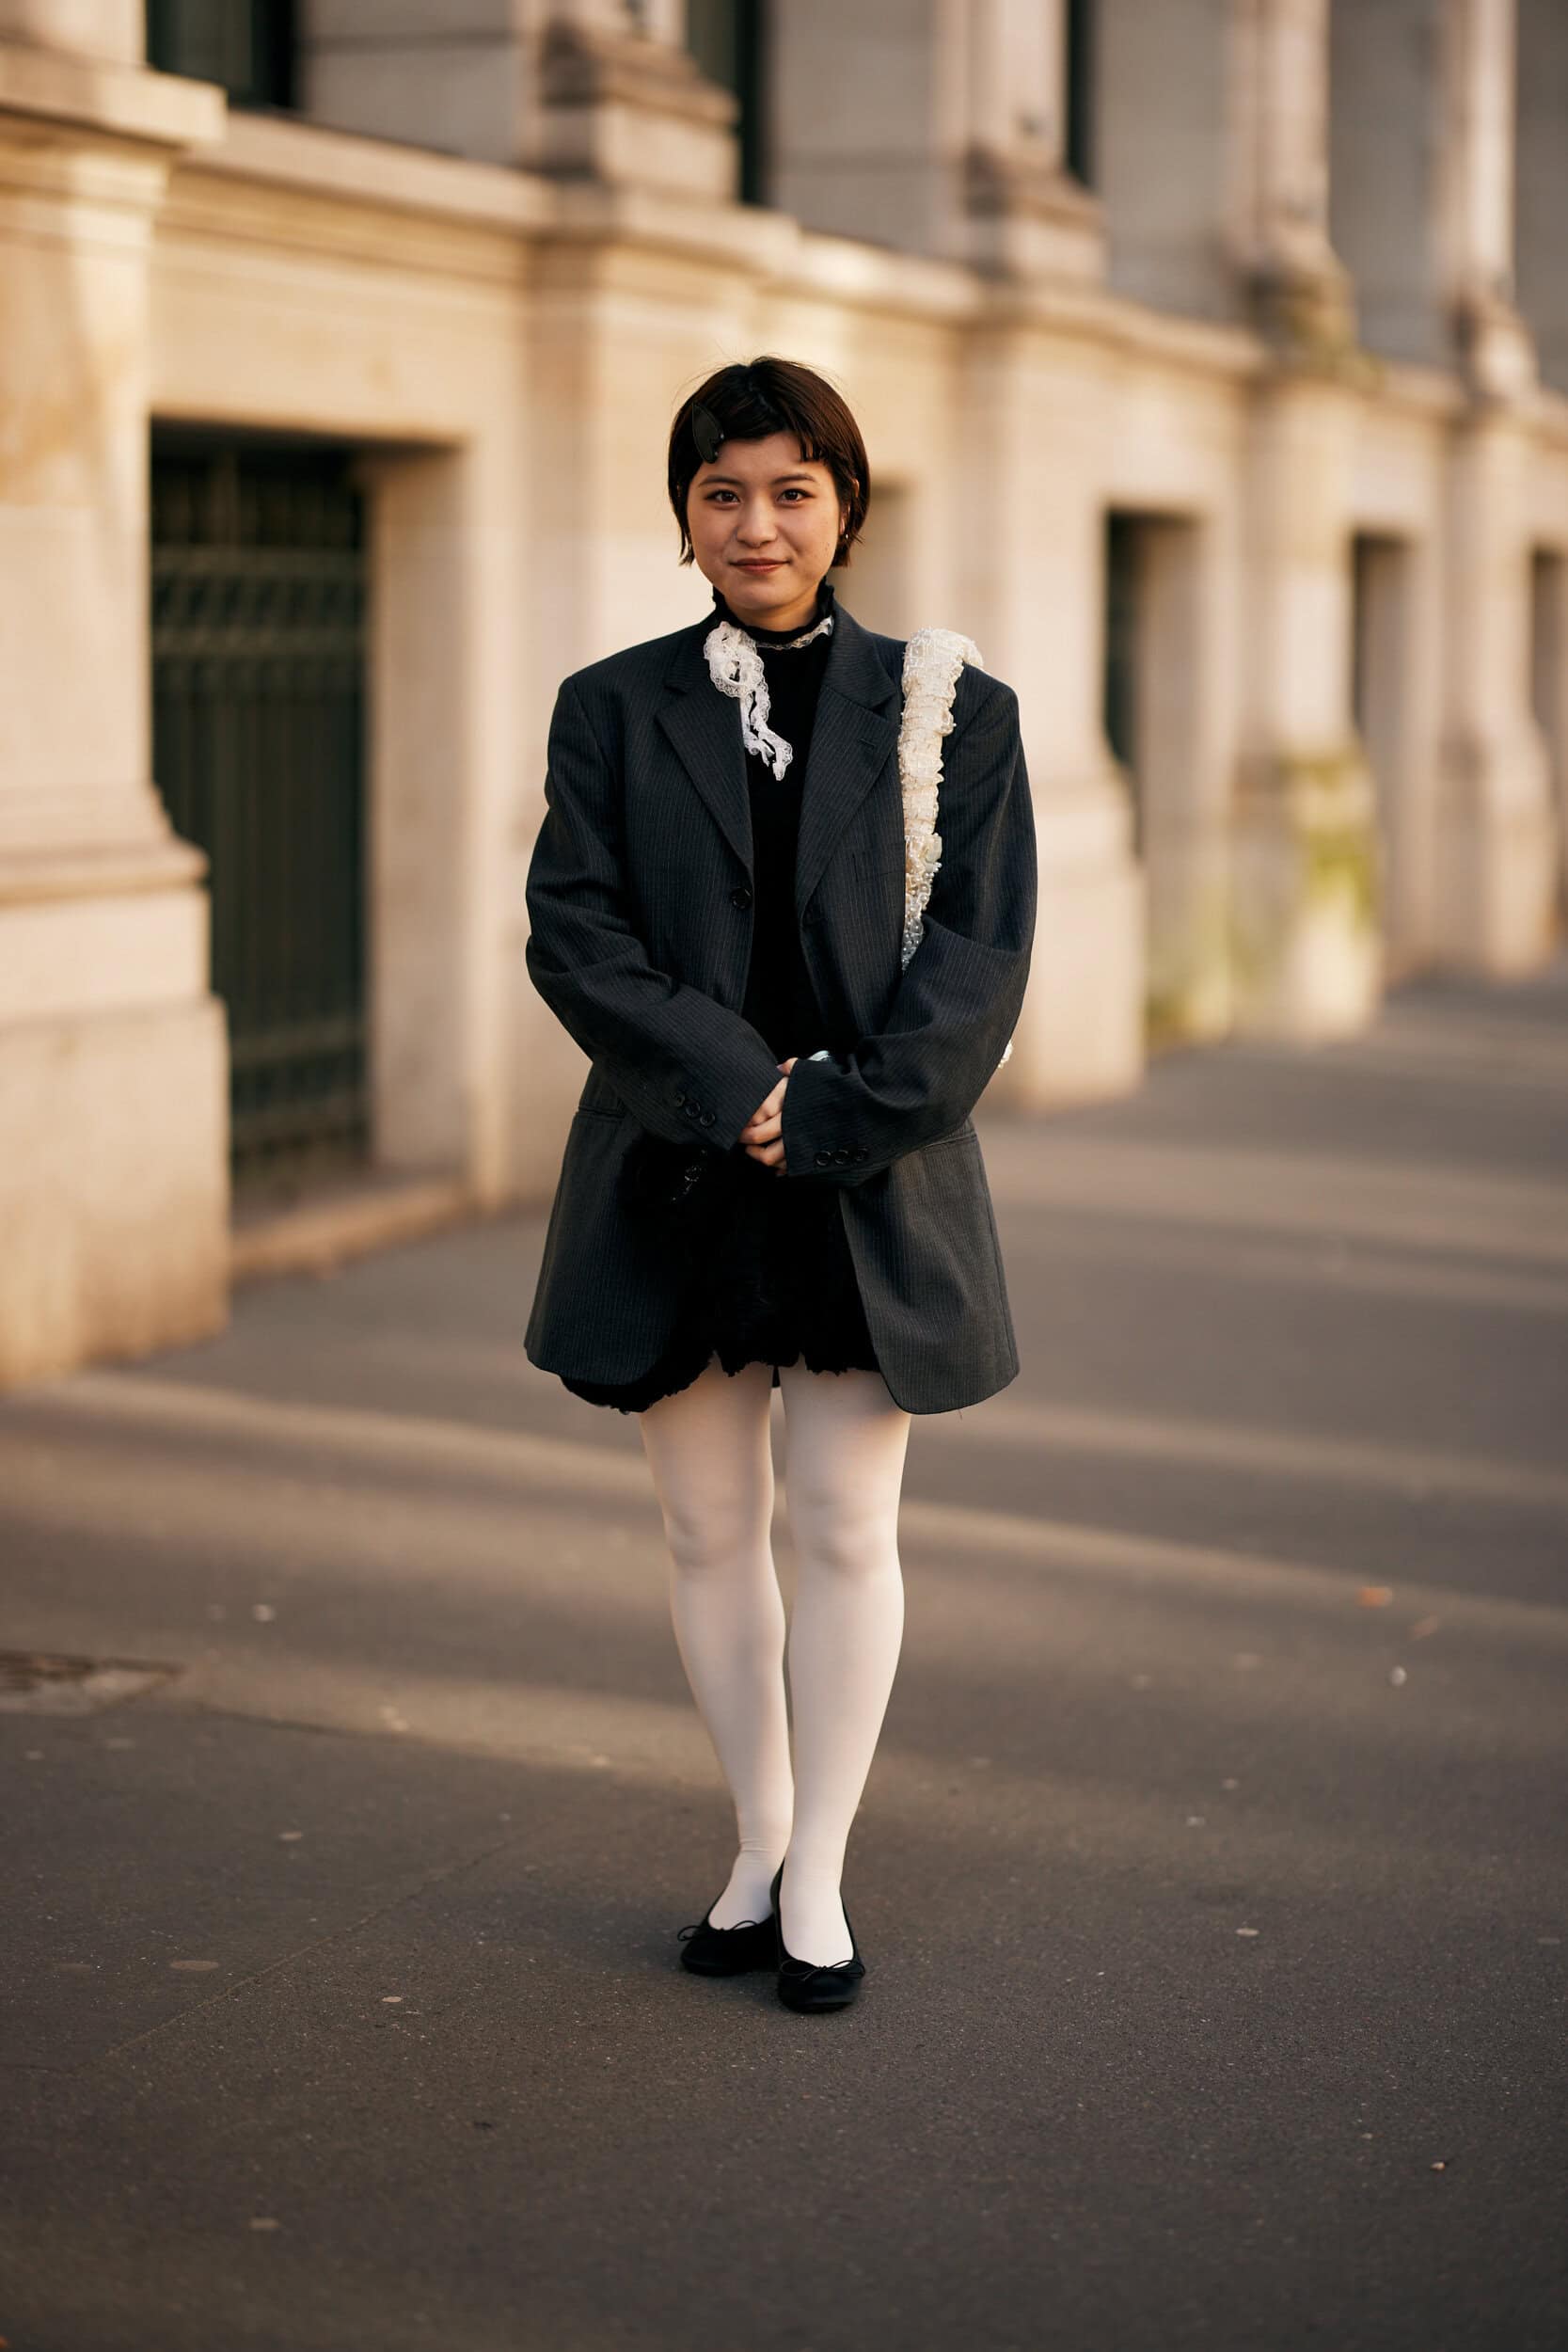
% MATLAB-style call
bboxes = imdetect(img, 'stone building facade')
[2,0,1565,1388]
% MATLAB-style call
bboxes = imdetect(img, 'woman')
[524,357,1037,2011]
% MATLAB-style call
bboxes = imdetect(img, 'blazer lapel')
[655,599,900,902]
[657,622,751,871]
[793,604,900,921]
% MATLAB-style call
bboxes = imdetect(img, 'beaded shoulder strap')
[897,628,981,966]
[807,624,1015,1074]
[897,628,1014,1070]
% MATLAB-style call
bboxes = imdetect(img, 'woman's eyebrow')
[701,470,818,486]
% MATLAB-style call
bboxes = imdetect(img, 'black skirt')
[559,1138,879,1414]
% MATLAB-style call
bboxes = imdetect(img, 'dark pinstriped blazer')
[522,598,1037,1414]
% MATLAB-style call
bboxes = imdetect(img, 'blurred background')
[2,0,1566,1391]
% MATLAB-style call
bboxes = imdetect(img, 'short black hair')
[668,356,870,568]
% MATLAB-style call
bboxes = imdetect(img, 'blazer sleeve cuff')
[670,1034,792,1155]
[779,1052,884,1181]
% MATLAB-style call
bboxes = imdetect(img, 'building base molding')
[1229,744,1385,1040]
[0,994,229,1391]
[1144,824,1238,1049]
[230,1174,471,1287]
[995,786,1146,1107]
[1433,723,1562,974]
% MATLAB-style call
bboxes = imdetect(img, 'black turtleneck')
[709,578,839,1065]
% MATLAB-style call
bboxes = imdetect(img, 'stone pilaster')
[1230,374,1385,1039]
[769,0,1101,280]
[959,326,1145,1105]
[0,0,139,60]
[1222,0,1385,1037]
[1439,0,1537,402]
[0,35,228,1386]
[1433,412,1560,971]
[1429,0,1556,970]
[1516,0,1568,396]
[525,2,737,199]
[1230,0,1357,361]
[956,0,1103,281]
[302,1,737,196]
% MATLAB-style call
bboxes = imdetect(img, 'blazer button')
[851,1144,869,1163]
[814,1150,832,1168]
[674,1088,688,1105]
[833,1148,851,1165]
[698,1108,716,1127]
[683,1100,698,1118]
[730,885,752,909]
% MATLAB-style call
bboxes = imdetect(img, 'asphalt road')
[3,961,1566,2352]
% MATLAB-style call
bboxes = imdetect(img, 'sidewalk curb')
[230,1176,473,1285]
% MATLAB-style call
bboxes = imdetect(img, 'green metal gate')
[151,437,369,1190]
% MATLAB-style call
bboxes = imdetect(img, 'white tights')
[638,1355,911,1966]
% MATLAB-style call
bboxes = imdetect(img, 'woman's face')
[686,430,847,632]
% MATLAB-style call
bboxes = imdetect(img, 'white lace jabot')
[702,606,834,780]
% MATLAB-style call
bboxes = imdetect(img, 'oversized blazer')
[522,597,1037,1414]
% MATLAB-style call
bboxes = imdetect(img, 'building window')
[687,0,768,205]
[146,0,295,110]
[1064,0,1094,188]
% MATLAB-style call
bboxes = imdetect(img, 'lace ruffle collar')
[703,582,835,779]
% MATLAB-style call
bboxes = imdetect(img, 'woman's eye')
[705,486,813,503]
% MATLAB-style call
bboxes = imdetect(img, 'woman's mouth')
[735,560,784,571]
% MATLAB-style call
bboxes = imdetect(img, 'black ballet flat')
[769,1861,867,2012]
[676,1898,778,1976]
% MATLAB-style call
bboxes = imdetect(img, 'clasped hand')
[739,1055,798,1174]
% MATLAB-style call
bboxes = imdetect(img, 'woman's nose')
[735,500,779,546]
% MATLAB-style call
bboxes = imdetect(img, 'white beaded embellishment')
[703,610,835,779]
[897,628,979,966]
[898,628,1014,1068]
[705,609,1017,1076]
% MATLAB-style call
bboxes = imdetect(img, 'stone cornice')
[195,109,550,238]
[152,110,1565,433]
[0,40,223,153]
